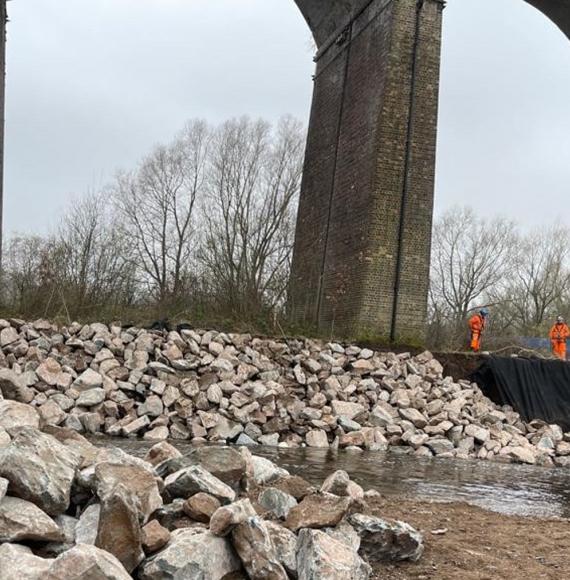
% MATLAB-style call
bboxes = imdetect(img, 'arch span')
[289,0,570,339]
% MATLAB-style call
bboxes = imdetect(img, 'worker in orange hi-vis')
[549,316,570,360]
[468,308,489,352]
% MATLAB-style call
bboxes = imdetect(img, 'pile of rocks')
[0,411,424,579]
[0,319,568,467]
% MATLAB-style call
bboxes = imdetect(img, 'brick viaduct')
[289,0,570,341]
[0,1,568,340]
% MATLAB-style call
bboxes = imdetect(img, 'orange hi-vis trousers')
[552,341,567,361]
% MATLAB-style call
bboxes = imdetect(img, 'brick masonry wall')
[290,0,444,340]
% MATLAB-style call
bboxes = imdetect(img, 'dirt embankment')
[367,497,570,580]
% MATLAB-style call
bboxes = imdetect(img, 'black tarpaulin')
[472,356,570,431]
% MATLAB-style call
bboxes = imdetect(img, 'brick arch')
[289,0,570,340]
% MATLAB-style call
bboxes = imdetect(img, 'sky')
[4,0,570,236]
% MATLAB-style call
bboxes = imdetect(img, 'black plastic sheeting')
[472,356,570,432]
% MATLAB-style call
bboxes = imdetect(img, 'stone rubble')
[0,416,425,579]
[0,319,564,466]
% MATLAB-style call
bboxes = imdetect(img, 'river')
[90,437,570,520]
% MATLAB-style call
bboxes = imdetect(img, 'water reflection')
[90,437,570,519]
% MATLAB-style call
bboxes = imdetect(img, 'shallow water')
[90,437,570,520]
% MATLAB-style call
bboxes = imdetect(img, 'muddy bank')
[365,497,570,580]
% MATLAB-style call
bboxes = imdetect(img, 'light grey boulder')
[251,455,289,485]
[75,503,101,545]
[348,513,424,562]
[258,487,298,519]
[265,521,298,578]
[0,496,64,543]
[76,388,106,407]
[164,465,236,503]
[296,528,371,580]
[0,427,81,515]
[47,544,132,580]
[232,516,288,579]
[138,528,241,580]
[0,368,34,403]
[0,400,39,430]
[0,477,7,501]
[0,544,51,580]
[210,498,257,536]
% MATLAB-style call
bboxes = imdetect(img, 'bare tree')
[198,116,304,318]
[429,207,516,345]
[492,225,570,334]
[114,120,209,304]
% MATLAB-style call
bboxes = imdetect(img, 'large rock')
[47,544,132,580]
[95,462,162,522]
[183,492,221,523]
[185,446,247,489]
[296,528,371,580]
[348,513,424,562]
[0,544,51,580]
[0,427,81,515]
[144,441,182,466]
[75,503,101,545]
[0,496,64,542]
[142,520,171,554]
[320,470,364,500]
[0,368,34,403]
[251,455,289,485]
[258,487,298,519]
[265,521,298,578]
[331,401,366,420]
[286,494,351,532]
[95,483,145,573]
[139,528,242,580]
[164,465,236,503]
[0,400,39,430]
[73,368,104,391]
[232,516,288,579]
[210,498,257,536]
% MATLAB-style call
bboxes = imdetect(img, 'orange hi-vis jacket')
[468,313,486,352]
[549,323,570,360]
[549,322,570,344]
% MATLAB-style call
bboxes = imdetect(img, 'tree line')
[3,115,566,348]
[429,206,570,350]
[1,116,305,330]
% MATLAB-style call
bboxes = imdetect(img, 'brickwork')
[290,0,445,340]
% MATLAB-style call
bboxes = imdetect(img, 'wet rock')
[0,427,81,515]
[286,494,351,532]
[259,487,298,519]
[164,465,236,503]
[0,400,39,430]
[251,455,289,485]
[47,544,132,580]
[186,446,247,489]
[210,498,257,536]
[306,429,329,448]
[348,513,424,562]
[0,496,64,542]
[142,519,171,554]
[296,528,371,580]
[139,528,241,580]
[144,441,182,466]
[95,483,145,573]
[232,516,288,579]
[320,470,364,500]
[183,492,221,523]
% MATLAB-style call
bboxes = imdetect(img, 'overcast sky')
[4,0,570,236]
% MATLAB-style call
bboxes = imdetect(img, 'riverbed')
[90,437,570,519]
